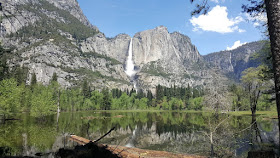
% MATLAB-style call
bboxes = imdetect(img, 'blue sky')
[77,0,267,55]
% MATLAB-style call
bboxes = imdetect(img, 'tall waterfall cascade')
[125,38,138,90]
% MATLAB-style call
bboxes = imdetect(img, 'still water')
[0,111,279,157]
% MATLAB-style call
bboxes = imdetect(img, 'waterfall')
[125,38,137,90]
[125,127,137,147]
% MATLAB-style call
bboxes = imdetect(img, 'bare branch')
[94,127,116,143]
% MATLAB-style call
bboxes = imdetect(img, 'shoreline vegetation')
[0,75,276,121]
[3,109,278,121]
[0,75,205,120]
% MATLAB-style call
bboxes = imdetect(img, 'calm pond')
[0,111,279,157]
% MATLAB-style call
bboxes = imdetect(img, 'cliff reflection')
[0,111,278,157]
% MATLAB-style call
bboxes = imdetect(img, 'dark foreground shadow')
[1,142,120,158]
[247,150,276,158]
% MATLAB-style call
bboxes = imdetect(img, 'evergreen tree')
[166,87,171,100]
[14,66,28,85]
[101,88,111,110]
[51,72,58,82]
[82,80,91,98]
[137,89,145,99]
[180,87,185,100]
[112,88,116,98]
[185,84,192,100]
[117,89,122,98]
[129,88,136,96]
[156,84,164,101]
[31,73,37,87]
[193,88,200,98]
[147,90,153,106]
[173,84,177,98]
[0,45,9,81]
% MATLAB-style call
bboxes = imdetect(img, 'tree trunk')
[210,132,214,157]
[265,0,280,150]
[251,105,256,116]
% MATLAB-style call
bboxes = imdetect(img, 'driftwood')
[69,135,206,158]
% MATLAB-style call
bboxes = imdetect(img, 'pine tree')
[112,89,116,98]
[185,84,192,100]
[31,73,37,87]
[14,66,28,85]
[101,88,111,110]
[51,72,58,82]
[117,89,122,98]
[156,84,163,101]
[0,45,9,81]
[82,80,91,98]
[193,88,200,98]
[137,89,144,99]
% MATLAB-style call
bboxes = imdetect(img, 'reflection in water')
[22,133,28,156]
[0,111,279,157]
[125,126,138,148]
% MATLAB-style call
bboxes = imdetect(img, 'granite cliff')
[0,0,131,89]
[203,41,266,80]
[131,26,226,91]
[0,0,265,92]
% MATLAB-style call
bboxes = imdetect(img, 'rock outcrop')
[0,0,131,90]
[203,41,266,80]
[45,0,96,29]
[131,26,227,91]
[80,33,131,63]
[133,26,201,67]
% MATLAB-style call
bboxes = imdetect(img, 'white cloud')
[255,13,267,23]
[253,22,260,27]
[226,41,247,50]
[190,5,244,33]
[238,29,246,33]
[210,0,225,3]
[210,0,219,3]
[245,13,267,27]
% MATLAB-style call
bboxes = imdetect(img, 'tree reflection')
[0,111,278,157]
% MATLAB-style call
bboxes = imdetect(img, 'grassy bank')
[229,110,278,118]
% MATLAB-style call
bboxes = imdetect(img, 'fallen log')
[69,135,205,158]
[69,135,91,145]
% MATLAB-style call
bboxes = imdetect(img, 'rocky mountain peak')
[46,0,96,29]
[155,25,168,31]
[133,26,201,67]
